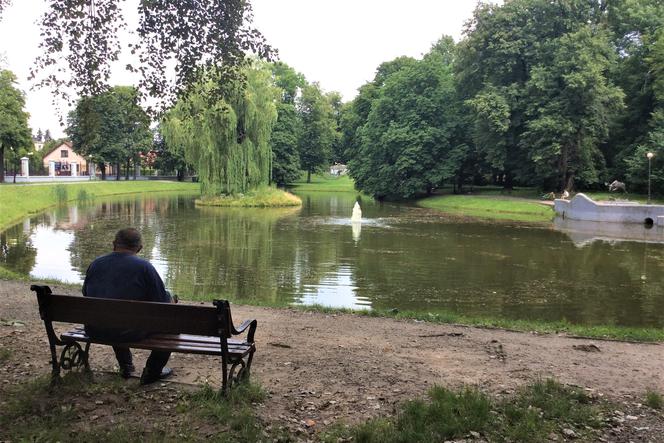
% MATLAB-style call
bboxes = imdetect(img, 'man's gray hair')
[114,228,142,251]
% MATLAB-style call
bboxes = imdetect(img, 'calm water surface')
[3,191,664,327]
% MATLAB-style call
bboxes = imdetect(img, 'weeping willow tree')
[162,63,278,196]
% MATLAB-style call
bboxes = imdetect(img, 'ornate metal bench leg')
[244,349,255,379]
[221,357,229,395]
[83,343,91,374]
[59,342,90,375]
[48,342,61,386]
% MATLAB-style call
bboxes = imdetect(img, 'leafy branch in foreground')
[30,0,276,114]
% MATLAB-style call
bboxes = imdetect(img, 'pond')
[2,191,664,327]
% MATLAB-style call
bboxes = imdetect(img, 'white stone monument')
[49,160,56,177]
[20,157,29,178]
[71,161,78,177]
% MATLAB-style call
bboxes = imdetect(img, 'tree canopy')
[348,38,465,199]
[26,0,275,113]
[66,86,152,179]
[340,0,664,198]
[298,82,337,183]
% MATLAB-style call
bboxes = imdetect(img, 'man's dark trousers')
[85,326,170,377]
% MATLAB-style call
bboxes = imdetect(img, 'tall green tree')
[624,29,664,190]
[458,0,621,191]
[162,63,278,196]
[270,62,304,185]
[325,91,344,163]
[522,27,624,190]
[607,0,664,191]
[298,82,336,183]
[349,38,465,199]
[152,129,191,181]
[271,103,302,186]
[0,70,32,183]
[67,86,152,180]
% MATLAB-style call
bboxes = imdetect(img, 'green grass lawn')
[417,194,554,223]
[290,173,357,192]
[0,181,199,230]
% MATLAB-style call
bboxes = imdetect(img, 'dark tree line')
[342,0,664,199]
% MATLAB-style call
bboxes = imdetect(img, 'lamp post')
[647,152,654,204]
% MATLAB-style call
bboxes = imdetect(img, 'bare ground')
[2,280,664,441]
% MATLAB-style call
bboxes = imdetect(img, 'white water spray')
[351,201,362,222]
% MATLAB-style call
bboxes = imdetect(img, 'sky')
[0,0,484,139]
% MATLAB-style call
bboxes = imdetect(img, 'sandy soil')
[2,280,664,441]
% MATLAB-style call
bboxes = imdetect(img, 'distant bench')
[31,285,257,392]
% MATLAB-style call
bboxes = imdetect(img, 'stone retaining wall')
[554,193,664,225]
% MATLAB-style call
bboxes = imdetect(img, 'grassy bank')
[0,181,199,230]
[290,174,356,192]
[0,373,271,442]
[417,194,554,223]
[195,187,301,207]
[0,372,624,443]
[323,379,603,443]
[298,304,664,342]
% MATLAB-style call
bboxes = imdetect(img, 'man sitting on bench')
[83,227,174,384]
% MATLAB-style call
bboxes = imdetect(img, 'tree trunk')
[116,162,121,181]
[0,146,4,183]
[125,159,130,180]
[307,170,311,183]
[133,157,138,180]
[565,174,575,192]
[177,169,184,181]
[503,172,514,191]
[101,163,106,180]
[559,143,569,192]
[13,158,18,183]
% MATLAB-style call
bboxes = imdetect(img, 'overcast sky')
[0,1,486,139]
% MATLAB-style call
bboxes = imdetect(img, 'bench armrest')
[232,319,257,343]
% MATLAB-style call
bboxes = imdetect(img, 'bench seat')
[61,327,254,357]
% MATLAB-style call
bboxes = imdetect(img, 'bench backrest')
[31,285,231,337]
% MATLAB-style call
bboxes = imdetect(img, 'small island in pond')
[195,187,302,207]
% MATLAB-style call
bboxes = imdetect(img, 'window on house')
[61,150,68,158]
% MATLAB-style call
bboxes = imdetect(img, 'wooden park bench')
[31,285,257,392]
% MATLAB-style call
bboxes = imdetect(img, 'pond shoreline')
[2,279,664,440]
[0,181,200,230]
[2,271,663,342]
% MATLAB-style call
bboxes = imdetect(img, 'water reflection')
[4,192,664,327]
[553,217,664,246]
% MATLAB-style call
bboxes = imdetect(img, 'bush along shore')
[0,181,199,230]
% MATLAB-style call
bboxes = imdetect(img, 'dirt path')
[2,280,664,438]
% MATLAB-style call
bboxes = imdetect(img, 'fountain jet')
[351,201,362,222]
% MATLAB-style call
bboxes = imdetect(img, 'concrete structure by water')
[555,193,664,226]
